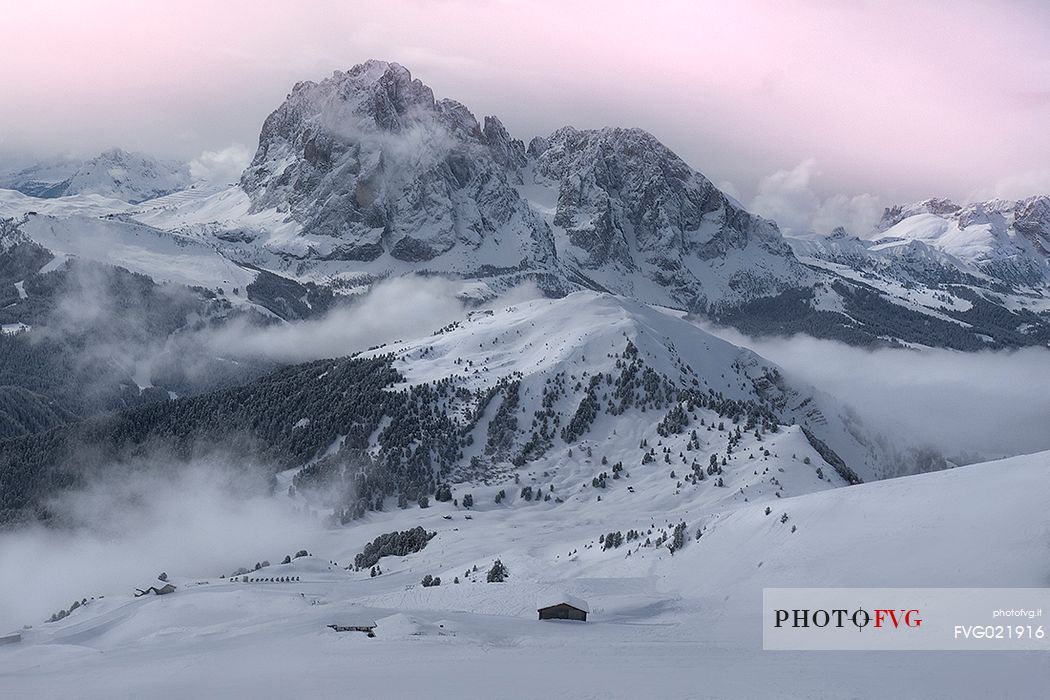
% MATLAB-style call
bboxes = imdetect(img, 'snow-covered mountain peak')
[0,148,191,203]
[481,115,527,171]
[789,190,1050,346]
[238,59,555,272]
[869,195,1050,287]
[366,290,909,482]
[377,291,753,391]
[523,125,807,310]
[878,197,961,231]
[321,60,436,132]
[33,60,795,314]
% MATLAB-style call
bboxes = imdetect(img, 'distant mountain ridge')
[872,196,1050,289]
[0,148,191,203]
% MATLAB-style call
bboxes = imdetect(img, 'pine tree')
[486,559,509,583]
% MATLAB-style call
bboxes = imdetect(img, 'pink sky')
[2,0,1049,229]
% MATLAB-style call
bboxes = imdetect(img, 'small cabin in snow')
[537,594,589,622]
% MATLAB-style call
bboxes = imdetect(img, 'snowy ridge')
[0,148,191,203]
[795,196,1050,297]
[366,292,924,482]
[875,197,1050,289]
[787,202,1050,347]
[12,213,257,292]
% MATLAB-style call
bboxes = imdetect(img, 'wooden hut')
[537,594,589,622]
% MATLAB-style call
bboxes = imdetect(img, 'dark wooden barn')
[537,595,589,621]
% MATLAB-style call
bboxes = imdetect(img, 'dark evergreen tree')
[486,559,509,583]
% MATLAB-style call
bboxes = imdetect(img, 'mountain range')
[0,59,1043,521]
[2,60,1047,351]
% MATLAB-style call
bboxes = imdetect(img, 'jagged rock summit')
[239,60,556,278]
[237,59,808,310]
[525,125,807,310]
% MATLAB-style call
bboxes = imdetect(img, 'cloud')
[749,159,882,236]
[189,143,253,184]
[204,276,470,364]
[29,260,209,406]
[698,323,1050,464]
[0,276,546,632]
[968,169,1050,202]
[0,456,320,631]
[716,179,743,204]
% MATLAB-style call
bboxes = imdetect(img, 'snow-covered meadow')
[1,449,1047,698]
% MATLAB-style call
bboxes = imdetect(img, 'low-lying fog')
[698,322,1050,464]
[0,459,321,631]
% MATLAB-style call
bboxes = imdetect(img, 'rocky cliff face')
[238,60,808,310]
[240,60,556,273]
[526,126,808,310]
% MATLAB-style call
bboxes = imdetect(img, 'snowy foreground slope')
[1,450,1047,699]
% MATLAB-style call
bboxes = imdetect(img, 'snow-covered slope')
[0,290,937,528]
[0,186,131,219]
[12,213,256,291]
[787,207,1050,348]
[793,196,1050,303]
[0,149,191,203]
[875,197,1050,292]
[2,445,1045,699]
[363,291,924,482]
